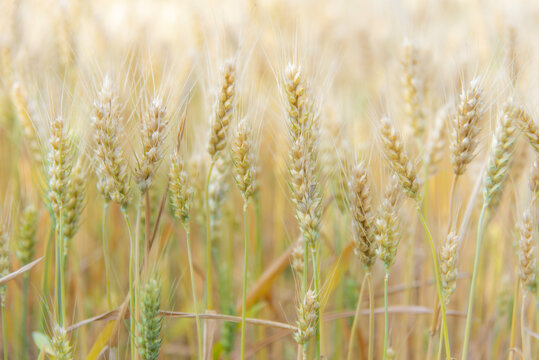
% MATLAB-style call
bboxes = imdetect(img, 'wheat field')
[0,0,538,359]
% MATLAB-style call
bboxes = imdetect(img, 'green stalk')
[1,302,7,360]
[346,272,368,360]
[461,204,487,360]
[437,313,444,360]
[21,274,30,360]
[311,245,321,360]
[184,224,202,359]
[301,236,309,357]
[41,218,55,331]
[121,209,137,359]
[204,161,215,309]
[54,209,65,327]
[521,292,528,360]
[383,269,389,360]
[416,206,451,359]
[254,195,262,276]
[508,279,519,360]
[367,272,374,360]
[241,202,249,360]
[102,203,112,309]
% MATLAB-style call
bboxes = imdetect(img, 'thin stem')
[254,195,263,276]
[437,314,444,360]
[122,209,137,359]
[134,198,142,327]
[102,203,112,309]
[508,279,519,360]
[1,303,7,360]
[184,224,202,360]
[21,274,30,360]
[367,272,374,360]
[241,202,249,360]
[521,292,528,360]
[54,209,65,327]
[427,301,441,360]
[447,175,459,232]
[383,269,389,360]
[301,236,309,358]
[205,161,215,309]
[416,206,451,359]
[461,204,488,360]
[311,244,321,360]
[346,272,368,360]
[41,218,55,331]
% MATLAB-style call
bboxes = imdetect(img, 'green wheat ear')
[51,325,73,360]
[137,278,163,360]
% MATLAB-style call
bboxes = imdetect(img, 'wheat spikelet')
[375,176,401,268]
[48,116,73,219]
[11,82,42,164]
[169,150,192,226]
[91,76,130,207]
[425,107,448,175]
[519,209,537,292]
[0,226,9,305]
[291,235,305,275]
[231,118,258,202]
[137,278,163,360]
[349,162,377,269]
[294,289,319,345]
[136,97,168,194]
[208,59,236,159]
[440,231,459,304]
[515,104,539,152]
[483,100,519,209]
[529,155,539,199]
[401,39,425,138]
[450,78,483,176]
[51,325,73,360]
[321,115,350,212]
[379,116,421,200]
[187,154,207,225]
[63,155,87,250]
[284,63,310,142]
[16,204,37,265]
[283,63,322,248]
[208,156,231,243]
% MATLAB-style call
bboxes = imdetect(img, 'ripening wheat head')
[91,76,130,207]
[515,104,539,152]
[232,118,258,202]
[348,162,377,269]
[401,39,425,138]
[529,155,539,199]
[0,226,9,304]
[450,78,483,176]
[284,63,309,141]
[16,204,38,266]
[375,176,401,269]
[379,116,421,200]
[63,155,88,250]
[48,116,73,218]
[169,150,193,226]
[11,82,42,164]
[519,209,537,293]
[136,97,168,194]
[440,231,459,304]
[294,289,319,345]
[483,100,519,209]
[208,59,236,159]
